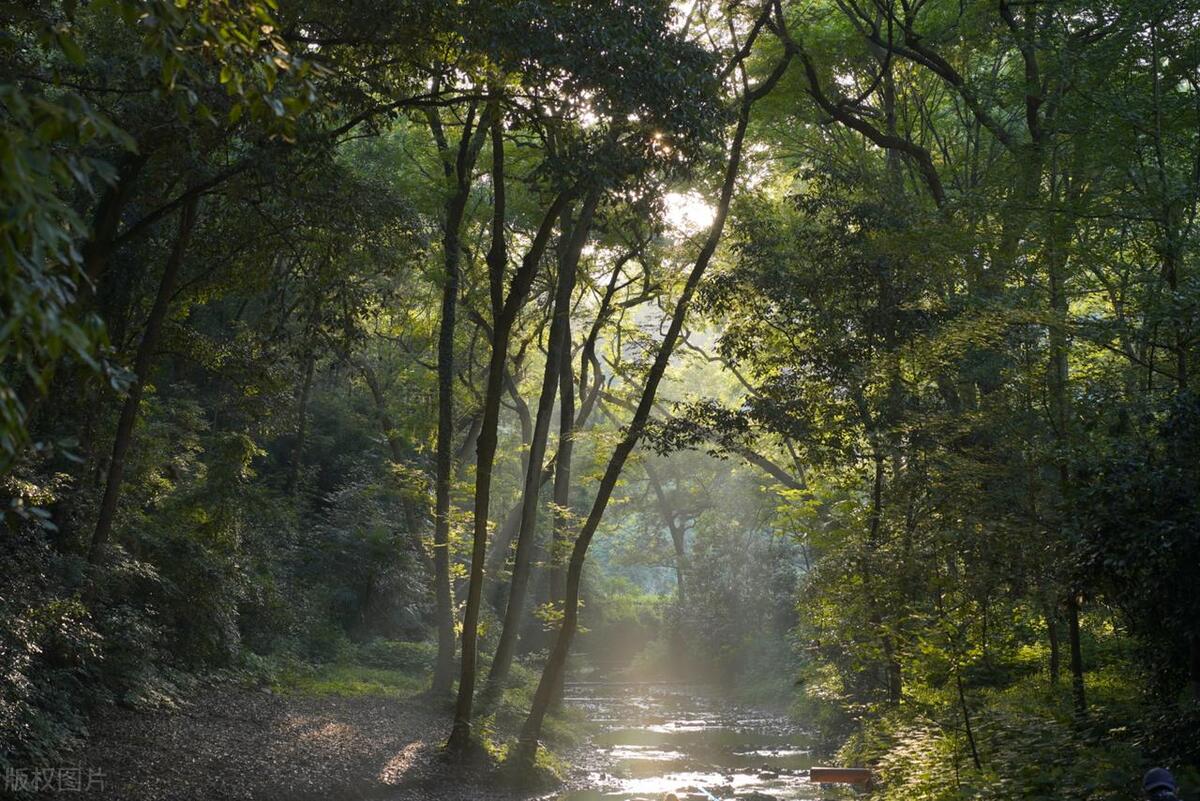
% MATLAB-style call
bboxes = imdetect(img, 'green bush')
[0,530,101,768]
[835,670,1199,801]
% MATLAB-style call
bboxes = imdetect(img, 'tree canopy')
[2,0,1198,797]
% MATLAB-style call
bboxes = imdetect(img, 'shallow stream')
[553,683,851,801]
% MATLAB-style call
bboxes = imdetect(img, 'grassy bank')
[794,637,1200,801]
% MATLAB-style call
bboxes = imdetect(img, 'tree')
[514,21,793,762]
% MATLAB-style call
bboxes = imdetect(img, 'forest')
[2,1,1199,800]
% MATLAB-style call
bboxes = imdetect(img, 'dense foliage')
[2,0,1197,797]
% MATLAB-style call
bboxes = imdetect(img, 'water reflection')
[554,684,845,801]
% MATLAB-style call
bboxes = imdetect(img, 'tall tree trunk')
[446,104,570,752]
[549,322,575,608]
[454,413,483,481]
[485,494,533,605]
[543,319,576,694]
[483,297,610,609]
[646,463,687,604]
[482,192,599,706]
[528,248,635,622]
[1046,170,1085,717]
[504,366,534,478]
[89,195,199,561]
[1045,601,1061,686]
[1066,592,1086,715]
[431,226,461,696]
[449,108,510,750]
[482,443,587,608]
[860,443,902,705]
[428,100,491,697]
[514,53,790,766]
[495,249,636,605]
[82,153,149,287]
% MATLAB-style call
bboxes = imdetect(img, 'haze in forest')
[2,2,1198,801]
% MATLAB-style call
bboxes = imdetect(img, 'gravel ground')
[69,685,569,801]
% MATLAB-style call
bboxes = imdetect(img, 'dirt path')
[71,685,550,801]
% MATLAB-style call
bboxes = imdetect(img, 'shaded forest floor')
[70,681,564,801]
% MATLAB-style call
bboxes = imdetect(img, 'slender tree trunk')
[1045,178,1085,717]
[646,464,687,604]
[428,100,491,697]
[861,445,902,705]
[431,211,461,695]
[454,413,483,481]
[483,193,598,706]
[549,322,575,608]
[63,154,153,486]
[883,641,902,705]
[484,349,605,608]
[543,321,576,696]
[82,153,149,287]
[1045,601,1061,686]
[449,109,510,751]
[446,104,569,751]
[89,195,199,562]
[485,496,533,606]
[504,366,533,478]
[514,54,790,765]
[482,441,593,608]
[956,672,983,770]
[511,252,634,612]
[1066,592,1086,715]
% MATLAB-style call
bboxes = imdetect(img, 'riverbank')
[55,655,603,801]
[61,674,822,801]
[70,682,522,801]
